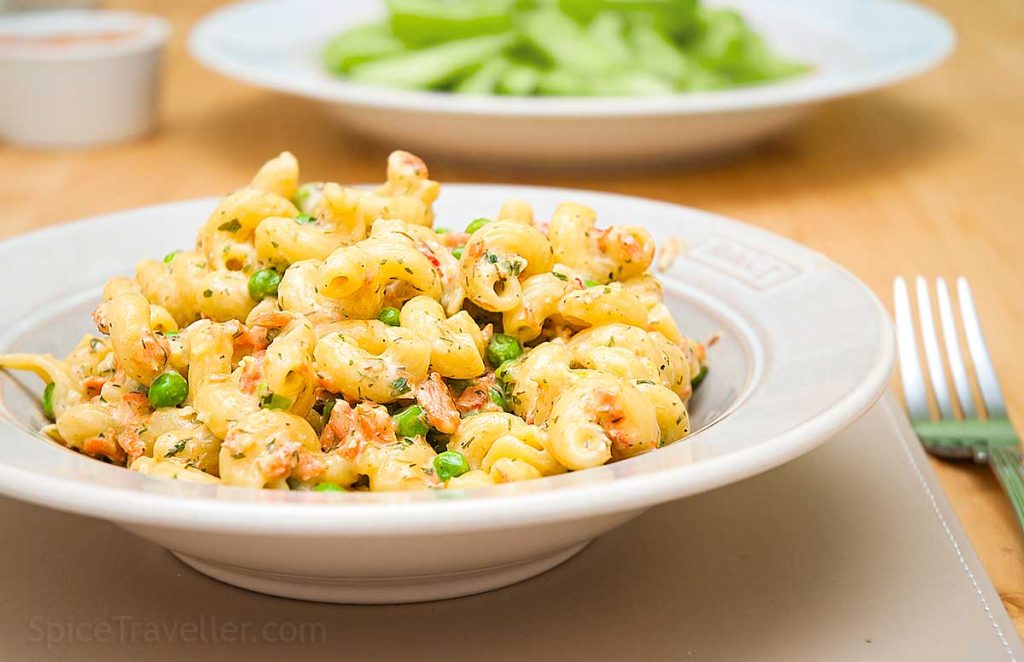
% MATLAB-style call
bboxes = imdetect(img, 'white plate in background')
[0,186,894,602]
[188,0,954,166]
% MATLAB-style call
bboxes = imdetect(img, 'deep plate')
[0,186,894,602]
[188,0,954,165]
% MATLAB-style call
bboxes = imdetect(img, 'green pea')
[377,306,401,327]
[495,359,515,384]
[488,386,507,411]
[163,250,180,264]
[247,269,282,301]
[691,366,708,389]
[452,246,464,259]
[486,333,522,367]
[465,217,491,233]
[314,481,344,492]
[434,226,450,234]
[42,382,55,420]
[584,278,600,287]
[434,450,470,482]
[393,405,430,438]
[148,372,189,408]
[294,213,316,224]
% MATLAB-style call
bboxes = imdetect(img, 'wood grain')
[1,0,1022,637]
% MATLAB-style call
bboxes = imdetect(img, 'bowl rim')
[186,0,955,118]
[0,186,895,536]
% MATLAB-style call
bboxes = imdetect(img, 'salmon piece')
[415,373,460,434]
[83,435,126,464]
[320,400,356,452]
[593,389,644,453]
[322,401,396,460]
[239,352,266,395]
[116,427,145,462]
[438,231,470,248]
[81,376,108,395]
[454,372,500,414]
[113,391,152,461]
[235,325,269,352]
[293,451,327,481]
[91,306,110,334]
[357,404,396,445]
[416,241,442,270]
[248,311,294,330]
[255,439,303,480]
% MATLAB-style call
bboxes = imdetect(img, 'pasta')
[0,151,708,492]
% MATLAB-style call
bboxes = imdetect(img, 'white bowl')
[0,186,895,603]
[188,0,954,166]
[0,10,169,148]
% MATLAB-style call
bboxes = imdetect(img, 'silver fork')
[894,276,1024,537]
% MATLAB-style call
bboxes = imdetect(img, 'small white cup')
[0,10,170,148]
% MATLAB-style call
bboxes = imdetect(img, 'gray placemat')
[0,392,1019,661]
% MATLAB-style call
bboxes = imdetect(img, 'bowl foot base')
[172,541,589,604]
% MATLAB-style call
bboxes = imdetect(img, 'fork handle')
[989,447,1024,537]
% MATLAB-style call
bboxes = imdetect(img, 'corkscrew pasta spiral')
[0,150,707,492]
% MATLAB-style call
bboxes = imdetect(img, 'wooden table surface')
[1,0,1022,638]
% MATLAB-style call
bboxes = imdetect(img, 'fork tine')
[915,277,954,419]
[957,277,1007,419]
[894,277,930,420]
[936,277,977,418]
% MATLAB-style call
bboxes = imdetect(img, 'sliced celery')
[321,23,405,74]
[454,57,511,94]
[518,9,615,76]
[386,0,517,47]
[497,64,542,96]
[348,34,513,89]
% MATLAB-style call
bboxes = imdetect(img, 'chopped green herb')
[390,377,410,396]
[321,398,337,428]
[294,213,316,224]
[260,393,292,410]
[217,219,242,233]
[488,386,507,411]
[163,250,180,264]
[315,481,345,492]
[164,440,187,458]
